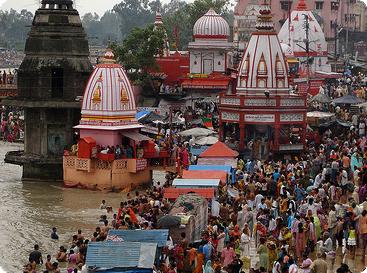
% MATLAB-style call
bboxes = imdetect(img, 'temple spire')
[41,0,74,10]
[256,0,274,31]
[296,0,308,11]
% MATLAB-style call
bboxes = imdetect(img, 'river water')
[0,143,139,272]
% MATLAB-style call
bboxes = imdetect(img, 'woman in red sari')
[174,243,184,273]
[296,222,306,263]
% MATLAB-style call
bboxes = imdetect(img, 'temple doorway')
[246,125,272,160]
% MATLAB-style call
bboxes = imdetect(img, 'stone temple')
[4,0,92,180]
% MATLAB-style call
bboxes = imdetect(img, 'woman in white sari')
[240,224,251,257]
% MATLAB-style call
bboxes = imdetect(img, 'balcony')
[219,93,307,109]
[63,156,148,174]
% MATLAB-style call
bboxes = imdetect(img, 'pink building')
[234,0,366,51]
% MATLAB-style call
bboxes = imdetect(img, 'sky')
[1,0,367,16]
[0,0,123,16]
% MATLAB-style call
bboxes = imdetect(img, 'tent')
[179,127,215,137]
[172,178,220,188]
[190,146,209,156]
[199,141,239,158]
[182,170,227,184]
[195,136,218,145]
[188,165,235,184]
[332,95,364,105]
[197,157,237,168]
[163,188,215,200]
[139,112,164,124]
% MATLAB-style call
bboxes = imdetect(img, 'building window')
[315,1,324,9]
[331,1,339,10]
[280,1,291,11]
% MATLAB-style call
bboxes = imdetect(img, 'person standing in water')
[51,227,59,240]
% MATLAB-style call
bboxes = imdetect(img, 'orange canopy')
[182,170,227,184]
[199,141,239,158]
[163,188,215,200]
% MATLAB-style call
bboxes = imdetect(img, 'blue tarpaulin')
[188,165,235,184]
[86,242,157,272]
[190,146,209,156]
[107,230,169,248]
[136,111,151,120]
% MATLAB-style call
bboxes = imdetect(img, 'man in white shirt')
[314,172,323,188]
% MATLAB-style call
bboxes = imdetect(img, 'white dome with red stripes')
[80,49,137,124]
[193,9,230,39]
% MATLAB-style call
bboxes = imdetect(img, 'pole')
[334,21,338,71]
[288,0,291,46]
[346,0,349,55]
[303,14,310,92]
[169,106,173,149]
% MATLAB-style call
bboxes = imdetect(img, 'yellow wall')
[64,166,152,191]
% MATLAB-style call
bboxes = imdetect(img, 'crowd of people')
[25,74,367,273]
[25,118,367,273]
[0,49,23,69]
[1,107,23,142]
[0,69,16,85]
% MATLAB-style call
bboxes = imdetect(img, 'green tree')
[0,9,33,49]
[162,0,232,50]
[113,24,165,88]
[113,0,159,39]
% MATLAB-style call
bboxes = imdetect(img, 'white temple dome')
[237,3,289,94]
[277,0,331,73]
[278,0,327,56]
[80,49,137,124]
[193,9,230,39]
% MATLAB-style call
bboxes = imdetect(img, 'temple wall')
[63,156,152,191]
[80,129,121,147]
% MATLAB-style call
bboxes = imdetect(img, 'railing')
[0,84,17,98]
[219,93,307,108]
[64,156,148,173]
[75,158,91,172]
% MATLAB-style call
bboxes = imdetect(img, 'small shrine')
[180,9,233,98]
[63,50,165,191]
[278,0,331,75]
[218,2,307,159]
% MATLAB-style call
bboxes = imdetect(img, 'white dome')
[80,50,137,124]
[193,9,230,39]
[237,4,290,94]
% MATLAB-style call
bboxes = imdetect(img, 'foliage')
[82,11,121,45]
[112,24,165,86]
[0,9,33,49]
[163,0,233,50]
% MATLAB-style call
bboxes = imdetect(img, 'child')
[347,223,357,257]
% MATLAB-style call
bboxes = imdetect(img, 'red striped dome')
[193,9,230,39]
[80,50,137,125]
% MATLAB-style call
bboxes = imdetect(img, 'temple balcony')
[0,84,17,99]
[219,93,307,109]
[63,156,149,173]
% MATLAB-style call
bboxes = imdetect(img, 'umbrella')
[157,215,181,228]
[332,95,364,105]
[195,136,218,145]
[179,127,215,137]
[310,92,331,103]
